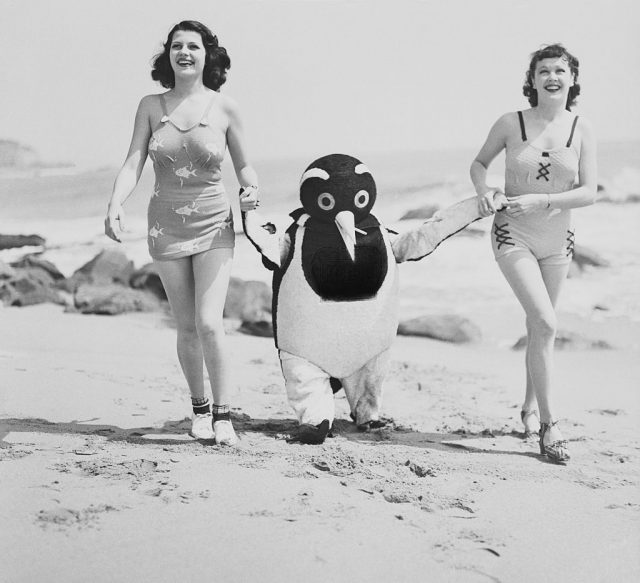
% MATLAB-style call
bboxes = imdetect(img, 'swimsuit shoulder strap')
[159,93,169,117]
[517,111,527,142]
[199,93,218,125]
[150,94,171,132]
[566,115,579,147]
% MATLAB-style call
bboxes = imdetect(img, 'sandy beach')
[2,298,639,582]
[3,0,640,577]
[2,146,640,581]
[2,196,640,582]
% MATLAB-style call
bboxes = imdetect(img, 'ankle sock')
[212,404,230,422]
[191,396,211,416]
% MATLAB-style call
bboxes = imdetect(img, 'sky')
[1,0,639,168]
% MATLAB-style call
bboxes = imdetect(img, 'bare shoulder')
[138,94,165,115]
[496,111,521,131]
[136,94,168,130]
[139,93,160,108]
[487,111,520,143]
[575,115,596,151]
[575,115,594,134]
[218,92,241,117]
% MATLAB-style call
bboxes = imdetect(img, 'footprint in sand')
[36,504,119,529]
[0,444,33,461]
[588,408,627,416]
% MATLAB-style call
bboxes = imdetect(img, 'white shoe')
[214,419,238,446]
[190,412,214,440]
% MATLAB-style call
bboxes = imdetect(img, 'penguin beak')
[334,210,357,261]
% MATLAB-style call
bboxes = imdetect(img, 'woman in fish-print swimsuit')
[470,44,597,463]
[105,20,260,445]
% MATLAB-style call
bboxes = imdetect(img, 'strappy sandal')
[520,408,540,438]
[539,421,570,464]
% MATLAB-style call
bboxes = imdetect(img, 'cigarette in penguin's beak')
[334,210,357,261]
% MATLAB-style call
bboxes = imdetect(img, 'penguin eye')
[354,190,369,209]
[317,193,335,211]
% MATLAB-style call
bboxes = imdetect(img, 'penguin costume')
[243,154,503,444]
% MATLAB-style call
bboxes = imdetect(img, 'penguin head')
[299,154,376,224]
[298,154,377,261]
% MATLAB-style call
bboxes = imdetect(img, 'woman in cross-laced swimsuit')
[470,44,597,464]
[105,21,260,445]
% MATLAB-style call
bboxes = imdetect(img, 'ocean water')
[2,140,638,220]
[1,142,639,339]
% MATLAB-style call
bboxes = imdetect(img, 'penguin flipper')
[242,210,284,269]
[391,196,482,263]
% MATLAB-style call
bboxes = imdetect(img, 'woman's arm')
[470,113,510,217]
[225,96,259,212]
[104,96,153,242]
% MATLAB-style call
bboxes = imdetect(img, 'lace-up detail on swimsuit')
[566,229,575,257]
[491,112,580,265]
[493,223,514,250]
[507,111,580,196]
[536,158,551,181]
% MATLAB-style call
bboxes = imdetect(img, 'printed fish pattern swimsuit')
[146,93,234,260]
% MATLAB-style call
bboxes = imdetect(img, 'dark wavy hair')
[151,20,231,91]
[523,44,580,110]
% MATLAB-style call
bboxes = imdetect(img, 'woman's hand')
[476,187,503,217]
[239,185,260,212]
[493,191,509,211]
[503,193,548,217]
[104,204,125,242]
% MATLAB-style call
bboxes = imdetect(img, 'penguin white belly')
[275,225,399,378]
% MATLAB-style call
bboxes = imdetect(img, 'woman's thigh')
[497,250,557,322]
[154,257,196,329]
[193,248,234,326]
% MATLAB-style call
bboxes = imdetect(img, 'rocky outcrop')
[597,168,640,203]
[61,249,135,292]
[512,330,612,351]
[73,283,163,315]
[0,253,68,307]
[0,139,39,169]
[569,244,611,278]
[1,250,275,328]
[224,277,273,337]
[0,260,16,279]
[0,264,66,307]
[11,255,65,281]
[224,277,272,321]
[0,234,46,250]
[130,263,167,300]
[573,244,610,269]
[0,250,151,313]
[397,314,481,344]
[237,320,274,338]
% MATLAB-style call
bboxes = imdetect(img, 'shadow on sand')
[0,413,542,460]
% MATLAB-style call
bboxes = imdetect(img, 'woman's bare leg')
[154,257,204,400]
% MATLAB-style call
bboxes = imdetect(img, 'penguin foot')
[290,419,332,445]
[350,412,388,431]
[356,419,388,432]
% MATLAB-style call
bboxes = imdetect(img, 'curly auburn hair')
[522,44,580,110]
[151,20,231,91]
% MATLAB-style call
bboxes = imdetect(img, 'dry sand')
[1,301,639,583]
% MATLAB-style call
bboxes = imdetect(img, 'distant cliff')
[0,139,40,169]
